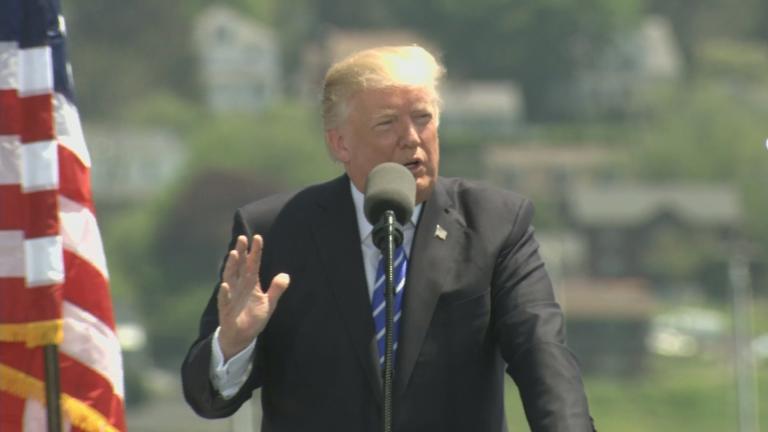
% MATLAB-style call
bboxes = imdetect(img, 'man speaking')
[181,45,595,431]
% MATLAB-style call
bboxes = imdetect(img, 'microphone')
[364,162,416,249]
[363,163,415,432]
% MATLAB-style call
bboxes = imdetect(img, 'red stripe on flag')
[60,353,126,430]
[0,278,62,323]
[0,187,59,236]
[0,184,24,230]
[0,89,20,135]
[20,93,54,144]
[0,390,26,431]
[62,250,116,330]
[0,341,44,392]
[58,145,94,212]
[0,345,125,431]
[24,189,59,238]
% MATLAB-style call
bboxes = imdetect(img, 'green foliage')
[386,0,643,120]
[698,39,768,83]
[226,0,279,24]
[506,354,768,431]
[63,1,200,120]
[624,78,768,248]
[185,103,340,186]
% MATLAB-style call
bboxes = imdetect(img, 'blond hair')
[321,45,445,129]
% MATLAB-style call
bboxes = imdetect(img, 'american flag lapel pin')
[434,224,447,241]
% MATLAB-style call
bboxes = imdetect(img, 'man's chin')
[415,178,436,204]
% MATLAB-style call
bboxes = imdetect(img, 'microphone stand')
[371,210,404,432]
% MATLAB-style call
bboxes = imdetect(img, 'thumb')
[267,273,290,305]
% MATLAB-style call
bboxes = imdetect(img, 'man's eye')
[375,119,394,127]
[415,113,432,123]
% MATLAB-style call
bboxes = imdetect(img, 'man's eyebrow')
[411,104,433,112]
[372,109,397,117]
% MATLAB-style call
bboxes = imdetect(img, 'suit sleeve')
[492,199,595,431]
[180,209,263,418]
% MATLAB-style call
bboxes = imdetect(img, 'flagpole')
[43,344,62,432]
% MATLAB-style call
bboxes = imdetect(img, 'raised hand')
[217,234,290,361]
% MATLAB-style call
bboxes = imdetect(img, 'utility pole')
[729,249,759,432]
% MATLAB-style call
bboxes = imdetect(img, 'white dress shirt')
[210,180,422,398]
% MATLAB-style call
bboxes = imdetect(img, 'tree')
[62,0,200,119]
[386,0,643,121]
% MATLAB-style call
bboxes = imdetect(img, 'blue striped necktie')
[371,245,407,369]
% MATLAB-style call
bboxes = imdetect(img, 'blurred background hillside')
[59,0,767,430]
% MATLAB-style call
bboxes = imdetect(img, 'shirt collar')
[350,179,423,243]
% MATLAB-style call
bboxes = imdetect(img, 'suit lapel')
[309,175,383,402]
[396,179,466,395]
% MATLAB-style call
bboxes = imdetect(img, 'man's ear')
[325,128,350,163]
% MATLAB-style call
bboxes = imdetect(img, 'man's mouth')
[403,160,421,171]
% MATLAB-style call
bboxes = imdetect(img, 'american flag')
[0,0,126,431]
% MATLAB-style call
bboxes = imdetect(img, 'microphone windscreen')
[364,162,416,225]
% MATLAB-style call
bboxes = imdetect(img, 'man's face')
[327,85,440,204]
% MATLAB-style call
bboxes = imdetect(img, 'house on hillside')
[85,125,185,205]
[529,180,742,375]
[195,6,281,113]
[566,15,683,119]
[484,144,621,193]
[566,182,742,288]
[440,81,524,137]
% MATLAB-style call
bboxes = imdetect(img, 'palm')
[217,235,289,360]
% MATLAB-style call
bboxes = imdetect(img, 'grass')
[505,354,768,431]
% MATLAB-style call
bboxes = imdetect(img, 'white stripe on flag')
[0,135,21,184]
[0,41,19,90]
[59,195,109,279]
[24,235,64,286]
[0,230,25,278]
[54,93,91,168]
[18,46,52,96]
[21,140,59,192]
[22,399,47,432]
[23,399,72,432]
[61,301,125,398]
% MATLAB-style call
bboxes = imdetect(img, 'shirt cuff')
[209,326,256,399]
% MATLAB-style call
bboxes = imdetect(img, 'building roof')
[484,144,619,170]
[568,182,742,227]
[562,277,656,319]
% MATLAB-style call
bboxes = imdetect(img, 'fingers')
[267,273,290,306]
[223,235,256,284]
[217,282,232,306]
[235,235,249,276]
[222,249,240,285]
[235,235,248,254]
[246,235,263,279]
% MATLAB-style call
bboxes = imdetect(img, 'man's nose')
[399,119,420,148]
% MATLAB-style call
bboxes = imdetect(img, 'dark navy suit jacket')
[182,175,594,431]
